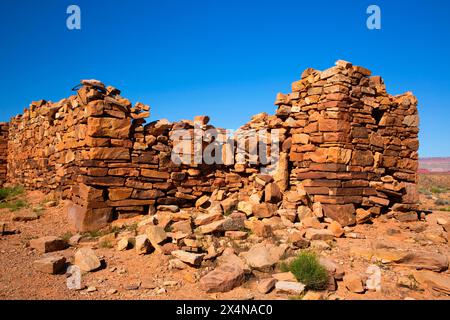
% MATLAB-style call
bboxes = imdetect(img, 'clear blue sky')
[1,0,449,157]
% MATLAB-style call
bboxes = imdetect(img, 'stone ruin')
[0,60,420,232]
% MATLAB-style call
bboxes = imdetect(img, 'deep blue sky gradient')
[1,0,449,156]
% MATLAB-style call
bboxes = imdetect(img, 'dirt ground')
[1,176,450,300]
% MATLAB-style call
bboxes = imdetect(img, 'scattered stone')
[275,281,305,295]
[312,202,323,218]
[66,265,83,290]
[397,251,449,272]
[366,265,381,292]
[241,243,287,271]
[68,234,82,246]
[107,288,118,295]
[225,231,248,240]
[74,248,101,272]
[30,236,66,253]
[135,234,152,254]
[199,263,245,293]
[117,237,132,251]
[397,275,421,290]
[356,208,371,224]
[86,286,97,293]
[146,225,167,246]
[33,255,66,274]
[343,273,365,293]
[310,240,331,250]
[246,220,273,238]
[273,272,297,282]
[265,183,282,203]
[257,278,277,294]
[413,270,450,295]
[305,228,334,241]
[319,257,345,280]
[12,212,39,222]
[197,219,226,234]
[302,291,324,300]
[171,250,204,266]
[288,232,310,248]
[252,203,278,219]
[237,201,253,216]
[328,221,344,238]
[393,211,418,222]
[301,217,323,229]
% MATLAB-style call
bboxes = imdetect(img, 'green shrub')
[284,251,329,291]
[0,186,25,201]
[430,186,446,194]
[60,232,73,242]
[0,199,29,211]
[99,240,113,249]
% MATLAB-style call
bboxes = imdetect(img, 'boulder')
[194,211,223,226]
[241,243,287,271]
[74,248,101,272]
[171,250,204,266]
[328,221,344,238]
[343,273,365,293]
[366,265,382,292]
[397,251,448,272]
[413,270,450,295]
[12,212,39,222]
[199,263,245,293]
[30,236,66,253]
[257,278,277,294]
[322,204,356,227]
[66,265,83,290]
[252,203,277,219]
[146,225,167,246]
[117,237,132,251]
[265,183,282,203]
[135,235,152,255]
[33,255,66,274]
[275,281,305,294]
[305,228,334,241]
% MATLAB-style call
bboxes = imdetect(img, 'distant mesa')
[419,157,450,174]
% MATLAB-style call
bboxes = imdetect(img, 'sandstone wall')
[0,123,8,185]
[3,61,420,231]
[275,61,419,225]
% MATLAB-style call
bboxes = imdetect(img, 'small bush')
[430,186,446,194]
[0,186,25,201]
[0,199,29,211]
[60,232,73,242]
[284,251,329,291]
[99,240,113,249]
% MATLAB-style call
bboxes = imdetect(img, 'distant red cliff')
[419,157,450,173]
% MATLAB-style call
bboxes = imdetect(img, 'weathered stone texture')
[0,61,420,231]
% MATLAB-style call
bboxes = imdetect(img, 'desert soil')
[1,176,450,300]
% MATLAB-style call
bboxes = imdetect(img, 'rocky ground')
[1,177,450,300]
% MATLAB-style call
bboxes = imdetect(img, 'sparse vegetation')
[430,186,447,194]
[99,240,113,249]
[126,223,138,232]
[82,230,104,238]
[0,186,25,201]
[0,199,29,211]
[60,232,73,242]
[0,186,29,212]
[281,251,329,291]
